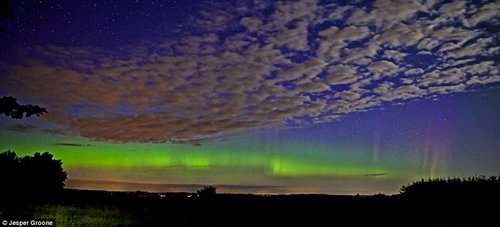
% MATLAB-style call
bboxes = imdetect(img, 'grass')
[31,204,138,226]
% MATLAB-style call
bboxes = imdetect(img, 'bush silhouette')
[197,185,217,198]
[400,176,500,199]
[0,151,67,201]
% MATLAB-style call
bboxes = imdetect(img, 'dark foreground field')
[1,189,498,227]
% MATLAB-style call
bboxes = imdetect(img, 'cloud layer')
[1,0,499,144]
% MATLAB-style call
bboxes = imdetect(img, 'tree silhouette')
[400,176,500,199]
[0,151,67,201]
[19,152,67,193]
[197,185,217,198]
[0,151,21,195]
[0,96,47,119]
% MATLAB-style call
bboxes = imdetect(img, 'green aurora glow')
[0,129,427,194]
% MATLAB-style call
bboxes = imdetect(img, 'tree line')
[400,175,500,198]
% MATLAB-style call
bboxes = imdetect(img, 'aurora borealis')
[0,0,499,194]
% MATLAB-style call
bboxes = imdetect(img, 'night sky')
[0,0,499,194]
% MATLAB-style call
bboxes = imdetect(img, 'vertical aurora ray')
[371,114,383,164]
[419,114,453,178]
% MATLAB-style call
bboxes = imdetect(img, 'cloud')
[270,20,311,51]
[384,50,407,62]
[240,17,263,32]
[42,128,73,136]
[360,173,387,177]
[6,124,36,132]
[344,43,379,64]
[368,60,400,78]
[317,25,371,60]
[279,58,327,81]
[419,69,466,87]
[52,143,91,147]
[348,0,427,29]
[376,84,426,102]
[404,68,424,76]
[466,1,500,27]
[0,0,498,144]
[324,64,358,85]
